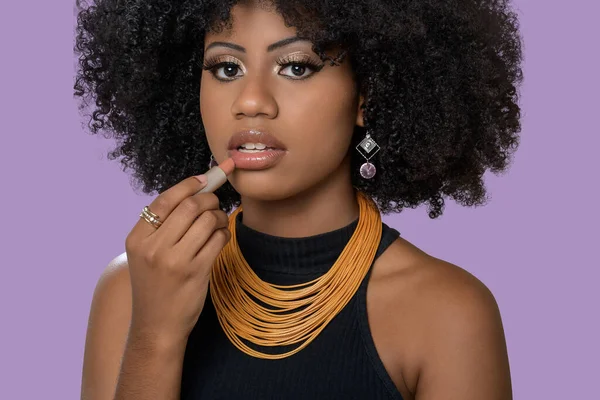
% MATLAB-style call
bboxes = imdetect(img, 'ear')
[355,94,365,128]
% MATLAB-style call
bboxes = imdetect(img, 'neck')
[239,163,359,238]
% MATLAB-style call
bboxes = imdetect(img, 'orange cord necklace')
[209,191,382,360]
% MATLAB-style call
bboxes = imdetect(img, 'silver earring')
[208,154,218,169]
[356,132,380,179]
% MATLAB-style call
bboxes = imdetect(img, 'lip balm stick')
[197,157,236,194]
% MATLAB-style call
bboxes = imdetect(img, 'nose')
[230,76,278,120]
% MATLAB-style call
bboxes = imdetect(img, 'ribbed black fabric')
[180,212,404,400]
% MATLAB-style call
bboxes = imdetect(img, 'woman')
[75,0,523,398]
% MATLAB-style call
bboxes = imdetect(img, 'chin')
[228,170,299,202]
[230,168,324,203]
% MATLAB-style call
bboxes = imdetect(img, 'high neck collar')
[234,212,359,275]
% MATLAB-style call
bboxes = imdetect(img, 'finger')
[130,176,207,238]
[174,209,229,254]
[154,193,221,246]
[191,227,231,277]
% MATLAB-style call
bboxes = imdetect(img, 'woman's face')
[200,1,363,201]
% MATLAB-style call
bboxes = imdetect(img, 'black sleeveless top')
[180,213,404,400]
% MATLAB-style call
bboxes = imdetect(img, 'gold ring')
[140,206,163,229]
[143,206,160,219]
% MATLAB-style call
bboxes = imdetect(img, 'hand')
[124,175,230,345]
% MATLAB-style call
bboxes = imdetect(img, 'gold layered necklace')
[209,191,382,360]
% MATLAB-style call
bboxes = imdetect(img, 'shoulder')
[96,252,131,298]
[91,252,132,324]
[372,238,512,398]
[81,252,133,398]
[102,251,130,276]
[88,251,132,335]
[375,237,504,336]
[386,239,501,319]
[86,251,133,353]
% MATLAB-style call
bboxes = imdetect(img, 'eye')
[276,55,324,81]
[279,63,313,79]
[211,62,244,81]
[202,55,245,82]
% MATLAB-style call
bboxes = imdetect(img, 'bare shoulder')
[373,236,504,331]
[370,237,512,399]
[100,251,130,281]
[81,252,133,399]
[382,237,500,312]
[90,251,132,321]
[89,251,132,329]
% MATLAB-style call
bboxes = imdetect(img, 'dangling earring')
[208,154,218,169]
[356,131,380,179]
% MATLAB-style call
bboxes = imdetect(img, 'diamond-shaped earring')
[356,133,380,179]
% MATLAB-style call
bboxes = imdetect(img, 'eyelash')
[201,55,324,82]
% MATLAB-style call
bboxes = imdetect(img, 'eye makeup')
[202,51,325,82]
[275,52,323,69]
[201,55,246,81]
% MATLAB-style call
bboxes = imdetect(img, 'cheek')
[199,75,232,151]
[199,82,212,128]
[199,74,230,125]
[281,81,358,159]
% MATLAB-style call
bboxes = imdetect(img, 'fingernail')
[194,174,207,185]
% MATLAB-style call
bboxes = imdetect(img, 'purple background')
[1,1,598,398]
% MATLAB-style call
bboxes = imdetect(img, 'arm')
[81,253,187,400]
[414,263,512,399]
[113,329,187,400]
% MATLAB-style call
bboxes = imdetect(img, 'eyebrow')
[205,36,309,53]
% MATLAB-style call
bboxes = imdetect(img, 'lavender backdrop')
[0,0,598,398]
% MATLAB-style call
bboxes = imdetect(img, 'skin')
[200,1,362,238]
[199,2,513,399]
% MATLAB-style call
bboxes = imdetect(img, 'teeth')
[239,143,268,150]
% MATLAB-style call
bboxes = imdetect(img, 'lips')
[227,129,287,151]
[227,129,288,170]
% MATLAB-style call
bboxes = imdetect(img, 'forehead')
[205,1,298,45]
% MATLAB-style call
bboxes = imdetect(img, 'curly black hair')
[73,0,523,218]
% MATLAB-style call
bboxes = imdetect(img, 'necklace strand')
[209,191,382,359]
